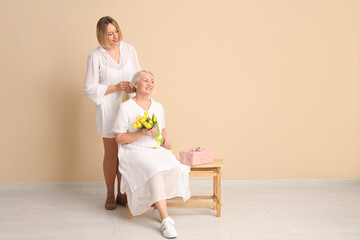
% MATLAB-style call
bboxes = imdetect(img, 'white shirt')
[113,98,165,148]
[84,42,141,138]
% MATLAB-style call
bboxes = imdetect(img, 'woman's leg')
[102,138,118,209]
[115,163,127,206]
[116,167,121,194]
[154,199,169,221]
[155,199,178,238]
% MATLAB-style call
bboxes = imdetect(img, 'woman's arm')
[115,126,158,144]
[161,129,172,149]
[84,53,108,105]
[115,131,144,144]
[162,129,168,139]
[105,81,129,95]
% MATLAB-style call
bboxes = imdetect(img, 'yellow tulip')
[132,124,138,129]
[136,116,141,121]
[137,122,142,128]
[145,123,151,129]
[153,116,157,122]
[144,112,149,116]
[149,120,153,124]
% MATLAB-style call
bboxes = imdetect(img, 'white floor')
[1,180,360,240]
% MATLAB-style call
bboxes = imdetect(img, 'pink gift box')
[179,148,214,166]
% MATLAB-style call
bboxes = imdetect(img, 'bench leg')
[127,204,133,219]
[213,167,217,210]
[216,167,221,217]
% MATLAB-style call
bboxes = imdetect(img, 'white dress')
[84,42,141,138]
[113,98,191,216]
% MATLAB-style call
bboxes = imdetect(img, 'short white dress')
[84,42,141,138]
[113,98,191,216]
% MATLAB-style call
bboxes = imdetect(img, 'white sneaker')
[153,208,174,224]
[161,217,177,239]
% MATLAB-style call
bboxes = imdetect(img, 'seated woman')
[113,70,191,238]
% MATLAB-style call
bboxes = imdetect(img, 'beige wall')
[0,0,359,183]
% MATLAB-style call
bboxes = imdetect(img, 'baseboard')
[1,179,359,190]
[0,181,106,190]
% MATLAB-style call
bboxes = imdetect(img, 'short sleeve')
[84,52,108,105]
[113,103,129,133]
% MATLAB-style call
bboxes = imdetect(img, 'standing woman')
[84,16,141,210]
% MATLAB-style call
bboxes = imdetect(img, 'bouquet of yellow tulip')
[132,112,172,149]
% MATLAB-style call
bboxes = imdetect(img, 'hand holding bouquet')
[132,112,172,149]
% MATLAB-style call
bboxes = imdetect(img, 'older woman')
[84,16,141,210]
[113,70,191,238]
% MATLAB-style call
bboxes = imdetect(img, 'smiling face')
[134,72,155,96]
[106,23,120,48]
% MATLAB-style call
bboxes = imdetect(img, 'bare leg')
[102,138,118,198]
[156,199,177,238]
[116,155,127,206]
[154,199,169,221]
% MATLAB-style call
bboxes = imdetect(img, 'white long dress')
[113,98,191,216]
[84,42,141,138]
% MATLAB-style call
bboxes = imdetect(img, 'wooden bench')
[127,159,226,218]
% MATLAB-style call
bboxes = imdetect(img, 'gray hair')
[118,70,153,106]
[130,70,153,92]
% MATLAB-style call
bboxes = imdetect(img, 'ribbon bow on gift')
[191,147,201,152]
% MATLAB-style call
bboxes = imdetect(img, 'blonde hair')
[96,16,122,49]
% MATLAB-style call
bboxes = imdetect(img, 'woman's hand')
[117,81,130,91]
[105,81,129,95]
[162,137,172,149]
[141,125,158,136]
[125,86,135,93]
